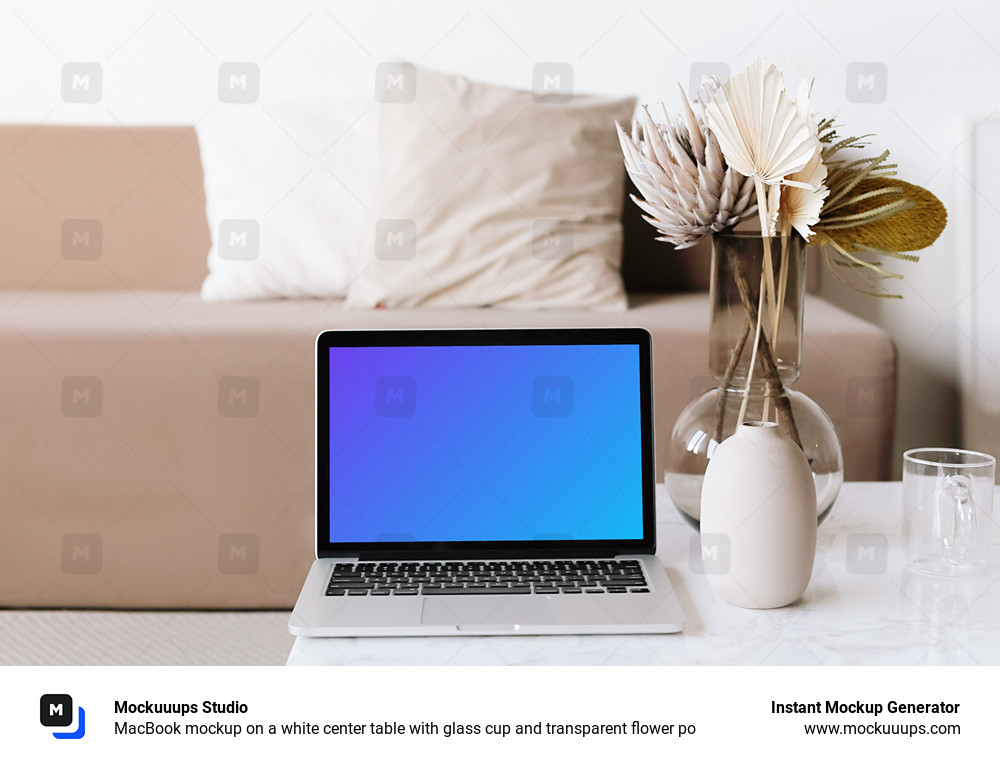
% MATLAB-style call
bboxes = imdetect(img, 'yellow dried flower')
[815,177,946,253]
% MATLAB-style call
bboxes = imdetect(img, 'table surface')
[286,482,1000,666]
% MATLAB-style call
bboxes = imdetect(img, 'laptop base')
[289,555,685,637]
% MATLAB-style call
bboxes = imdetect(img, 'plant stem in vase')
[723,242,802,448]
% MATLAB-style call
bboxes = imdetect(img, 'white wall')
[3,0,997,474]
[962,118,1000,467]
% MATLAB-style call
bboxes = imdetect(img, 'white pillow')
[198,101,377,301]
[345,65,635,310]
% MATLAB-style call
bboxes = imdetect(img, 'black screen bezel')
[315,327,656,559]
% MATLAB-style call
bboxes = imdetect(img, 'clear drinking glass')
[903,448,996,576]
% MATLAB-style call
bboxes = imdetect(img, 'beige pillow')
[345,65,635,310]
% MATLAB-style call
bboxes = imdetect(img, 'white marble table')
[286,482,1000,665]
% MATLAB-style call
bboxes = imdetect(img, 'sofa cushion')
[0,290,894,608]
[345,64,634,310]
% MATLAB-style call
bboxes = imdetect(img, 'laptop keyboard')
[325,559,649,597]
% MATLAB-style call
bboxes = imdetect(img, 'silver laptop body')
[289,327,685,637]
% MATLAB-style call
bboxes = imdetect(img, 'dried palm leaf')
[781,80,829,240]
[705,58,817,187]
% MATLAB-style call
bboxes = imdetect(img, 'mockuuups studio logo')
[532,376,573,417]
[688,62,729,99]
[61,376,102,418]
[218,220,260,261]
[532,62,573,103]
[61,220,102,260]
[218,533,260,574]
[375,376,416,418]
[846,376,888,417]
[218,376,259,417]
[61,63,102,103]
[61,534,103,574]
[218,62,260,103]
[374,219,416,260]
[40,694,86,739]
[846,62,888,103]
[689,532,730,575]
[375,62,416,103]
[846,533,888,574]
[688,375,716,404]
[532,220,573,261]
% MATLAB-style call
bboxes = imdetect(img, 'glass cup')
[903,448,996,576]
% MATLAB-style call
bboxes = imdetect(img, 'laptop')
[288,327,685,637]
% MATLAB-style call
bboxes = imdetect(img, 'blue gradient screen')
[328,343,644,543]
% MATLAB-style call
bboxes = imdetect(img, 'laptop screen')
[316,328,654,556]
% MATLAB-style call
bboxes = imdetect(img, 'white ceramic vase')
[700,421,817,608]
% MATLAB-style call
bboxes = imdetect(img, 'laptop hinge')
[353,550,626,561]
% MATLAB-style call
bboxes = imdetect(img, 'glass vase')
[709,231,804,388]
[665,231,844,527]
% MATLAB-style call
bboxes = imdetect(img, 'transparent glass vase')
[665,231,844,527]
[709,231,804,388]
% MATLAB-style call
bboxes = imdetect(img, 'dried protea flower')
[617,83,757,249]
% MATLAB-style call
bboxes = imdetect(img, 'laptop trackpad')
[420,596,553,630]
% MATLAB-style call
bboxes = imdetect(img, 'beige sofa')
[0,125,896,609]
